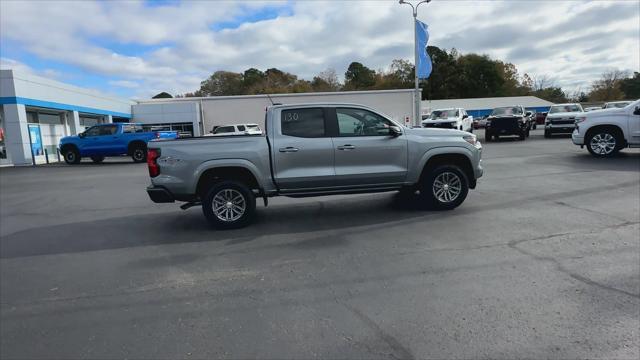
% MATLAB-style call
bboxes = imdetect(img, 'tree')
[619,72,640,99]
[198,71,244,96]
[588,70,628,101]
[344,62,376,90]
[152,92,173,99]
[421,46,462,99]
[242,68,266,94]
[311,68,341,92]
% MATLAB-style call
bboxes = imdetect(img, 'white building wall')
[132,102,201,136]
[135,89,416,133]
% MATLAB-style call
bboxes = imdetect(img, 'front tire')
[544,130,551,138]
[202,181,256,229]
[63,148,81,164]
[586,130,621,157]
[420,165,469,210]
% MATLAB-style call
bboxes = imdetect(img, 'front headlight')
[463,134,477,145]
[575,116,587,124]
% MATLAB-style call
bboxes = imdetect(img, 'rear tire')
[63,148,81,164]
[91,156,105,163]
[131,146,147,163]
[544,130,551,138]
[485,130,492,142]
[420,165,469,210]
[202,181,256,229]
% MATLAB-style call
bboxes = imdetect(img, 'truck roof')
[268,102,379,110]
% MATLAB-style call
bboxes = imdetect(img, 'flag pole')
[400,0,431,126]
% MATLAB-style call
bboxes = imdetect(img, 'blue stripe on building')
[0,97,132,118]
[467,106,551,118]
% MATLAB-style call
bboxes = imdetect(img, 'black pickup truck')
[484,106,532,141]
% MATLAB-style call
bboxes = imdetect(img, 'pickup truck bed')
[146,103,483,229]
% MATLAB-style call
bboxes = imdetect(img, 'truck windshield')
[491,107,522,116]
[429,110,458,119]
[549,105,582,113]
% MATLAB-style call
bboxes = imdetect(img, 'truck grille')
[550,119,575,125]
[423,122,455,129]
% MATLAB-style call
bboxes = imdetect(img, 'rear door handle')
[337,145,355,150]
[279,147,299,153]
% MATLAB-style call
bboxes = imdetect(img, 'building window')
[38,113,63,125]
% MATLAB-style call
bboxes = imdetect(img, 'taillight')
[147,148,160,177]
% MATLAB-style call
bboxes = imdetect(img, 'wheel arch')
[412,148,476,189]
[195,162,263,198]
[585,124,626,146]
[127,140,147,155]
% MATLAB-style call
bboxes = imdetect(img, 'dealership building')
[1,69,553,166]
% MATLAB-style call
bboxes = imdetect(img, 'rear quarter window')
[281,108,325,138]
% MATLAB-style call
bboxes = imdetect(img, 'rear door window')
[281,108,325,138]
[214,126,236,134]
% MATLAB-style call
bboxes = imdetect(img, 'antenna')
[266,94,282,106]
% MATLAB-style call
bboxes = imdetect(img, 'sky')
[1,0,638,100]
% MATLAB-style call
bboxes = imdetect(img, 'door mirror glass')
[634,106,640,115]
[78,132,86,138]
[525,111,532,117]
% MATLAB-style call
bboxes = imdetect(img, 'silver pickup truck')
[146,103,483,228]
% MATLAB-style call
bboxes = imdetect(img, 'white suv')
[422,108,473,132]
[207,124,262,136]
[572,99,640,157]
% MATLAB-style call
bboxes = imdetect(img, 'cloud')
[1,0,638,98]
[0,57,61,79]
[108,80,140,88]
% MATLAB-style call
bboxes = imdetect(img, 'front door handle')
[337,145,355,150]
[279,147,299,153]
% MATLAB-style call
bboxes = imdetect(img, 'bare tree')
[531,74,555,91]
[588,69,629,101]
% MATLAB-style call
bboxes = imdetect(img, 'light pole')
[399,0,431,126]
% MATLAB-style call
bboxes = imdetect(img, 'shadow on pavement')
[0,193,437,259]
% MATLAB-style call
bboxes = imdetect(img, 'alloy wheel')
[212,189,246,222]
[432,172,462,203]
[590,133,616,155]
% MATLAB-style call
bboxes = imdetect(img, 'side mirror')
[389,125,402,137]
[525,111,532,117]
[462,114,468,119]
[78,132,86,138]
[634,106,640,115]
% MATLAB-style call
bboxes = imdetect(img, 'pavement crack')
[553,200,629,222]
[507,221,640,300]
[341,303,415,360]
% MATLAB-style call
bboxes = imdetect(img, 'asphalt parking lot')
[1,129,639,359]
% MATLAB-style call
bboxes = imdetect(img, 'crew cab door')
[331,107,408,186]
[94,124,120,155]
[271,107,335,191]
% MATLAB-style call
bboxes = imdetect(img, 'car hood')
[407,127,467,137]
[59,135,80,144]
[583,107,625,118]
[546,111,583,118]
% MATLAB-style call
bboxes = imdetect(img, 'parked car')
[473,115,488,129]
[544,103,584,138]
[421,108,473,132]
[584,106,602,112]
[535,111,548,126]
[207,123,262,136]
[603,101,633,109]
[146,103,484,229]
[59,123,178,164]
[572,99,640,157]
[484,106,532,141]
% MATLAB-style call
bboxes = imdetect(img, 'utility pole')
[399,0,431,126]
